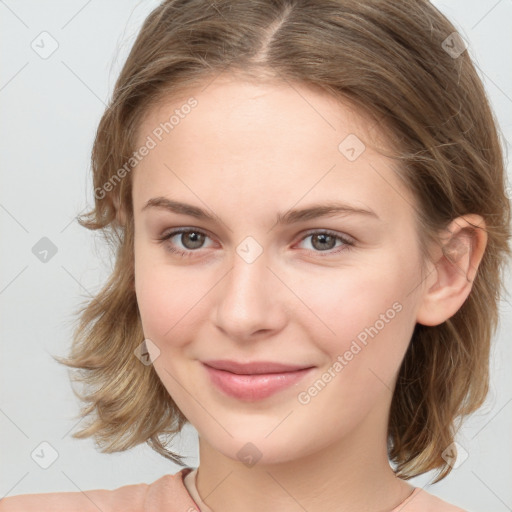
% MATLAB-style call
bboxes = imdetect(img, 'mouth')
[202,360,315,401]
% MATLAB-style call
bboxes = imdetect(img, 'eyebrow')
[141,197,380,224]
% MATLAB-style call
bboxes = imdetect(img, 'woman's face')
[131,75,431,465]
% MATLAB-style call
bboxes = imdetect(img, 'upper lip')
[202,360,314,375]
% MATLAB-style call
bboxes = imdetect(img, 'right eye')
[158,228,215,257]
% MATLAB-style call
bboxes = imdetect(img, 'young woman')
[2,1,510,510]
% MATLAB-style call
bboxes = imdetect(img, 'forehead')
[137,75,381,155]
[132,76,414,221]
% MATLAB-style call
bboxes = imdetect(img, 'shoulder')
[0,481,149,512]
[0,468,197,512]
[397,487,469,512]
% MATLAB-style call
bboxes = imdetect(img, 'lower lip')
[203,364,314,401]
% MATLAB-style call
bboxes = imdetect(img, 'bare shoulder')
[0,481,149,512]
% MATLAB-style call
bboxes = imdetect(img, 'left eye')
[158,228,354,257]
[297,231,354,253]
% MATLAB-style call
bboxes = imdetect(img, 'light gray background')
[0,1,511,510]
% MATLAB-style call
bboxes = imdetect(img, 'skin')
[127,73,487,512]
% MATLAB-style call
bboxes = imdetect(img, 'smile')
[202,361,315,401]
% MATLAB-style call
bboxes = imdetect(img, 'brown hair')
[56,0,511,481]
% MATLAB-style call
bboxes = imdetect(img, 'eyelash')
[157,228,355,258]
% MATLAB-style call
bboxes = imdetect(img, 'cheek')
[134,249,211,348]
[293,269,416,427]
[134,243,176,338]
[291,254,417,375]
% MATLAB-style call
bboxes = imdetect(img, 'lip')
[202,359,312,374]
[202,360,315,401]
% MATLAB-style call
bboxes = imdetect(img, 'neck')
[194,400,414,512]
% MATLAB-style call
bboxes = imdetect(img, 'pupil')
[313,233,335,251]
[183,232,204,249]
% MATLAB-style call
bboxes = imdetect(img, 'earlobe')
[416,214,487,327]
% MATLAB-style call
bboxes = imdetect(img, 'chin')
[202,433,316,469]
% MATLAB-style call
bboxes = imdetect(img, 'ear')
[112,193,127,227]
[416,214,487,326]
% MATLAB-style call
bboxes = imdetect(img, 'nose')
[212,246,287,342]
